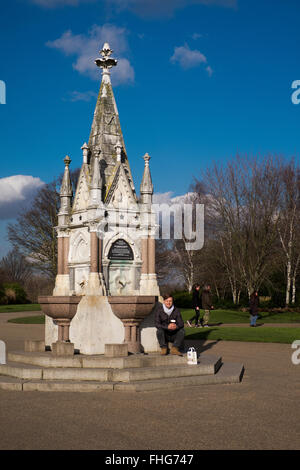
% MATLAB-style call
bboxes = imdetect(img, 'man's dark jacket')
[155,304,184,330]
[192,289,201,309]
[202,289,213,310]
[249,295,259,315]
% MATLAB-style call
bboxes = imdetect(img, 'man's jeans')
[250,315,258,326]
[203,309,210,326]
[156,328,185,349]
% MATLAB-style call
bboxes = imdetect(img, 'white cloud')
[206,65,213,76]
[170,44,207,69]
[0,175,45,220]
[46,24,135,85]
[153,191,197,205]
[152,192,175,205]
[192,33,202,40]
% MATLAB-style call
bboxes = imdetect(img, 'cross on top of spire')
[94,42,118,71]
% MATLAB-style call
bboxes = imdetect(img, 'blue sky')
[0,0,300,257]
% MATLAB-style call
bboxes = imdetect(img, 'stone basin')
[108,295,156,354]
[38,296,81,342]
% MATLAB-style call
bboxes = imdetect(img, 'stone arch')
[103,231,141,262]
[69,230,90,264]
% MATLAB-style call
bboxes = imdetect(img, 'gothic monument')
[45,43,161,354]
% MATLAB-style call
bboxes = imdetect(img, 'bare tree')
[278,161,300,305]
[198,154,284,297]
[0,249,32,285]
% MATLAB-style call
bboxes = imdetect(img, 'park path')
[0,311,42,324]
[0,325,299,449]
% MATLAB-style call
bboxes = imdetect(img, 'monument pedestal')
[45,295,161,355]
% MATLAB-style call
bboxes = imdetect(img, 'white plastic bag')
[187,347,198,365]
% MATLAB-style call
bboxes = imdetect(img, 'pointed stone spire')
[140,153,153,205]
[88,42,136,201]
[60,156,73,198]
[59,155,73,225]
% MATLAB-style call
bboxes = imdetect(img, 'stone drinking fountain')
[108,296,156,353]
[39,296,81,344]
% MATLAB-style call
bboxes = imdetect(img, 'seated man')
[155,294,185,356]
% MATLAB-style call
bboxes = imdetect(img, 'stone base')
[53,275,70,296]
[45,296,162,355]
[52,341,74,356]
[140,302,161,353]
[105,343,128,357]
[86,273,106,296]
[139,274,160,296]
[24,340,45,353]
[69,296,124,355]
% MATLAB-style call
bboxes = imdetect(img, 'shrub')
[2,283,28,305]
[0,284,5,303]
[213,298,241,310]
[171,291,193,308]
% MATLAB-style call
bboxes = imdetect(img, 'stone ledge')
[24,340,45,353]
[105,343,128,357]
[52,342,74,357]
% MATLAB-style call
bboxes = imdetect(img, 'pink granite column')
[148,237,156,274]
[98,238,103,274]
[57,237,64,275]
[90,232,99,273]
[141,238,149,274]
[63,237,70,275]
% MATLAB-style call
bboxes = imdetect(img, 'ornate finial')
[64,155,71,167]
[95,42,118,71]
[115,140,122,162]
[81,143,89,164]
[143,153,151,166]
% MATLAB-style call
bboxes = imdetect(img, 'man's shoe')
[197,324,203,328]
[204,325,209,328]
[170,347,182,356]
[160,348,168,355]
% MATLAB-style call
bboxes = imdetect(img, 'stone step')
[0,356,221,382]
[0,362,43,380]
[23,380,114,392]
[7,351,198,370]
[0,363,244,393]
[0,376,23,391]
[114,363,245,392]
[112,356,222,382]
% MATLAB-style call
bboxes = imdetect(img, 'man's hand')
[168,323,177,330]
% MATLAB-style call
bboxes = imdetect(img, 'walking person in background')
[249,291,259,327]
[187,284,203,328]
[202,284,214,327]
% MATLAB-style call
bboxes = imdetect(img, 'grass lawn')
[7,310,300,344]
[0,304,41,313]
[181,308,300,324]
[185,326,300,344]
[7,315,45,324]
